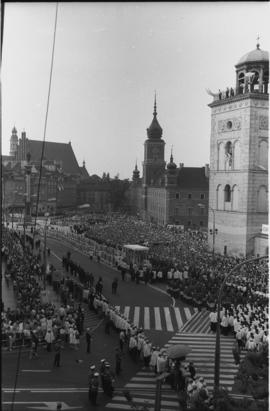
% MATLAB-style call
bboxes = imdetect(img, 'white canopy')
[123,244,149,252]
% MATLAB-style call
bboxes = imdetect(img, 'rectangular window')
[188,208,192,216]
[188,193,192,199]
[200,221,203,226]
[187,221,191,226]
[176,193,180,199]
[200,208,204,215]
[200,193,205,199]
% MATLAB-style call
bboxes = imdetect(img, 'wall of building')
[209,94,268,256]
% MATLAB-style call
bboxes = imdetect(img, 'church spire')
[153,91,157,117]
[147,92,163,139]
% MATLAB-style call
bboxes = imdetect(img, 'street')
[2,235,196,411]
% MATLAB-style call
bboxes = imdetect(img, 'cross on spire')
[256,35,260,49]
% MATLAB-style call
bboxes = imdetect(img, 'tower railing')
[212,84,269,101]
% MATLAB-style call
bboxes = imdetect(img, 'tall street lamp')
[43,212,50,288]
[213,255,268,404]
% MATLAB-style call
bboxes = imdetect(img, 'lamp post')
[43,212,50,288]
[213,255,268,404]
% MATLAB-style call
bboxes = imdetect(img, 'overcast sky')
[2,2,270,179]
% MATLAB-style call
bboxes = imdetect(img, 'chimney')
[205,163,210,178]
[179,163,184,169]
[22,131,26,139]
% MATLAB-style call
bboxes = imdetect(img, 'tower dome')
[167,153,177,171]
[236,44,269,67]
[235,41,269,95]
[147,95,163,139]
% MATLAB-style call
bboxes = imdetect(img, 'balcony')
[210,84,269,104]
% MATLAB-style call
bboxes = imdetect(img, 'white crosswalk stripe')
[133,306,140,327]
[163,307,174,332]
[144,307,150,330]
[173,307,183,330]
[154,307,162,330]
[164,333,244,393]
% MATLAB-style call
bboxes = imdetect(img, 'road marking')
[174,307,183,330]
[184,307,192,320]
[124,306,130,318]
[144,307,150,330]
[154,307,162,330]
[163,307,173,331]
[133,306,140,327]
[21,370,51,373]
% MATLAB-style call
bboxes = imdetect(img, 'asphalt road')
[2,234,196,411]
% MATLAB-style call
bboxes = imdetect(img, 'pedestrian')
[45,329,54,352]
[53,341,61,367]
[112,278,118,295]
[188,362,196,380]
[232,341,240,365]
[89,372,99,405]
[85,328,92,354]
[99,359,106,391]
[119,329,125,353]
[115,347,122,375]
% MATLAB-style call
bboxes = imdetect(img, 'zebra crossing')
[106,371,180,411]
[180,309,211,334]
[164,333,244,393]
[110,305,197,332]
[105,331,243,410]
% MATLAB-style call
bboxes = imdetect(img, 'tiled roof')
[177,167,209,189]
[22,140,81,175]
[79,166,90,179]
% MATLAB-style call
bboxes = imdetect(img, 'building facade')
[208,42,269,256]
[130,98,209,228]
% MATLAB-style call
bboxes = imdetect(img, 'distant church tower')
[10,126,18,157]
[142,95,166,187]
[208,42,269,256]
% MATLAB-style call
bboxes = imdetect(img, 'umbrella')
[166,344,192,359]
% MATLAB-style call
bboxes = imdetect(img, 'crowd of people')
[2,211,269,409]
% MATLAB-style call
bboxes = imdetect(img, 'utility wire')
[33,2,59,232]
[11,3,59,410]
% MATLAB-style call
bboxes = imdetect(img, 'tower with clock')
[142,96,166,187]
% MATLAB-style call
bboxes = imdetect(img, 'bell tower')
[10,126,18,158]
[142,95,166,187]
[208,42,269,256]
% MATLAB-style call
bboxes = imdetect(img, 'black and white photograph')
[1,2,269,411]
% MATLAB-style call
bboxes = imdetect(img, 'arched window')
[250,71,259,92]
[216,184,223,210]
[224,184,231,202]
[258,140,268,169]
[257,186,268,212]
[233,140,240,169]
[225,141,232,171]
[238,72,245,94]
[218,142,224,170]
[232,185,239,211]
